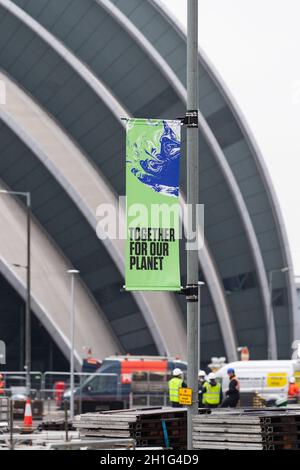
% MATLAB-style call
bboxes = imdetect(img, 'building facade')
[0,0,297,371]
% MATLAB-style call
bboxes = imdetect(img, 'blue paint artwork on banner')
[125,118,181,291]
[129,120,181,197]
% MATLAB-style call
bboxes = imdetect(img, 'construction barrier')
[0,397,9,422]
[13,400,43,419]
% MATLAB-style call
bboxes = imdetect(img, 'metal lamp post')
[186,0,199,450]
[267,267,290,360]
[0,189,31,397]
[197,281,205,373]
[67,269,80,421]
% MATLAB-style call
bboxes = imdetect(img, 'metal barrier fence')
[0,371,122,413]
[129,392,169,408]
[0,397,9,422]
[0,396,138,450]
[42,371,120,395]
[0,371,42,398]
[0,371,119,394]
[0,370,293,412]
[41,371,122,413]
[129,370,170,407]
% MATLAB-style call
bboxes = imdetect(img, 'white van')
[215,360,300,401]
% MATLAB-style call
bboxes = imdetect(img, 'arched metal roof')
[0,0,229,360]
[0,0,296,362]
[0,184,120,369]
[149,0,297,356]
[0,69,187,358]
[0,0,237,360]
[0,69,187,357]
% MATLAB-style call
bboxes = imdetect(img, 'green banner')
[125,119,181,291]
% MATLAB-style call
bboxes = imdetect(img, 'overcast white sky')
[160,0,300,275]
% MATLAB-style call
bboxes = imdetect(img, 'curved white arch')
[0,184,120,370]
[2,2,290,356]
[197,46,299,346]
[0,0,239,360]
[0,0,189,358]
[99,0,279,358]
[0,69,187,358]
[97,0,281,356]
[95,0,238,361]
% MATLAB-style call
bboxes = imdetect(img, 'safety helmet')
[290,377,296,384]
[227,368,235,375]
[198,370,206,377]
[208,372,216,381]
[173,368,183,377]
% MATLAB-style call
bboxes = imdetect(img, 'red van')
[68,355,187,412]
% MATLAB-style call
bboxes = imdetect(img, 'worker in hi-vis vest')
[168,368,186,407]
[202,372,222,408]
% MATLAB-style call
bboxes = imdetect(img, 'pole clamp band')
[176,284,198,302]
[177,111,198,128]
[186,283,198,302]
[180,110,198,128]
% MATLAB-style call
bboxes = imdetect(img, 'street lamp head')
[0,189,31,205]
[281,267,290,273]
[67,269,80,274]
[12,263,27,269]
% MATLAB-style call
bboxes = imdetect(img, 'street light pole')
[0,189,31,396]
[267,267,289,360]
[25,193,31,398]
[198,281,205,373]
[186,0,199,450]
[67,269,80,421]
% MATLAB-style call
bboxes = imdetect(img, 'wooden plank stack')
[74,407,188,449]
[193,408,300,450]
[40,411,75,431]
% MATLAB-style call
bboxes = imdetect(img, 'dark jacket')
[198,381,205,406]
[227,377,239,399]
[221,376,240,407]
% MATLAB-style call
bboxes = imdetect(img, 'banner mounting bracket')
[176,283,205,302]
[177,110,198,128]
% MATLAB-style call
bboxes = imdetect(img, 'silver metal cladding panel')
[4,0,294,356]
[0,68,188,355]
[0,88,160,356]
[149,0,296,353]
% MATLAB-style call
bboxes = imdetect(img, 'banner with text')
[125,119,181,291]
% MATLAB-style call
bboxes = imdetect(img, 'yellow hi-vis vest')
[203,382,221,405]
[169,377,183,403]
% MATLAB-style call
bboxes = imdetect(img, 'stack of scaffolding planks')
[40,411,74,431]
[193,408,300,450]
[74,407,188,449]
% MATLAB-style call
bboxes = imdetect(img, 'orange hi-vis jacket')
[288,383,299,398]
[0,376,4,395]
